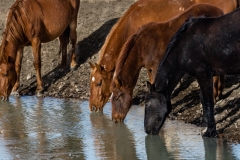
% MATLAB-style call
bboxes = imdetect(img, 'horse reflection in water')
[90,112,137,159]
[0,0,80,100]
[145,8,240,137]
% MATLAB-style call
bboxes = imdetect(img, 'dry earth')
[0,0,239,143]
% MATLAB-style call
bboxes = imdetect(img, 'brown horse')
[89,0,239,112]
[110,4,223,123]
[0,0,80,100]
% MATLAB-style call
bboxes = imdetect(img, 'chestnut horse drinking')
[89,0,238,112]
[0,0,80,100]
[111,4,223,123]
[145,8,240,137]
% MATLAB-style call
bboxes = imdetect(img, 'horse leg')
[213,76,219,103]
[213,75,225,102]
[218,75,225,99]
[32,37,43,96]
[59,28,69,68]
[69,22,78,70]
[197,75,217,137]
[11,47,23,96]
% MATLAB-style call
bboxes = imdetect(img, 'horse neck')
[154,49,178,93]
[98,34,125,72]
[0,40,18,64]
[5,42,18,63]
[98,4,135,72]
[166,4,222,30]
[4,1,26,46]
[115,42,143,89]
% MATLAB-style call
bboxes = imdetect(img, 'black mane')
[156,16,203,76]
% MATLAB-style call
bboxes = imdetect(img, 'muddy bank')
[0,0,239,143]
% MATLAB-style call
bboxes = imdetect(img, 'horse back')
[179,10,240,74]
[19,0,79,42]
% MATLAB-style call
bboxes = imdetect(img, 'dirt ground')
[0,0,239,143]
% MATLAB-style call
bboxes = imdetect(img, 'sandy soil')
[0,0,239,143]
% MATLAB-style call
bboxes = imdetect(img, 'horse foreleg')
[69,22,78,70]
[197,75,218,138]
[11,47,24,96]
[32,37,43,96]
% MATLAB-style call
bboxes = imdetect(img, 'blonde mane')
[98,3,136,62]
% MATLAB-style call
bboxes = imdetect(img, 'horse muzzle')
[0,95,8,101]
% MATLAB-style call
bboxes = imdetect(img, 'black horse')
[144,8,240,137]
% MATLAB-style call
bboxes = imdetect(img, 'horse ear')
[89,62,95,70]
[95,63,103,72]
[114,78,122,88]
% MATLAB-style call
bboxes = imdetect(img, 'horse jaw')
[144,91,168,135]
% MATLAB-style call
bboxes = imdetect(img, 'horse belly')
[37,0,72,42]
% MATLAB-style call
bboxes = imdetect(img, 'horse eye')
[114,92,123,101]
[96,81,102,87]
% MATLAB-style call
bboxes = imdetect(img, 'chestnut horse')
[144,8,240,137]
[111,4,223,123]
[0,0,80,100]
[89,0,238,112]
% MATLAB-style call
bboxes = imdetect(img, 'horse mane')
[113,23,154,84]
[98,3,138,62]
[156,16,201,74]
[0,0,29,61]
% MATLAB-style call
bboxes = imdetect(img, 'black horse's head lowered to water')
[144,82,168,135]
[144,8,240,137]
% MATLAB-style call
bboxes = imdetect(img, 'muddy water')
[0,97,239,159]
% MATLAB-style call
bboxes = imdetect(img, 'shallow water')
[0,96,239,159]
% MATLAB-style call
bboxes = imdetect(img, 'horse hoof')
[202,129,218,138]
[70,65,78,71]
[11,91,20,97]
[70,67,77,71]
[36,91,43,97]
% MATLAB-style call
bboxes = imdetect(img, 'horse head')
[144,82,168,135]
[0,52,17,101]
[111,77,132,123]
[89,62,113,112]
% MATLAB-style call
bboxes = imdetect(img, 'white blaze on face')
[92,76,95,82]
